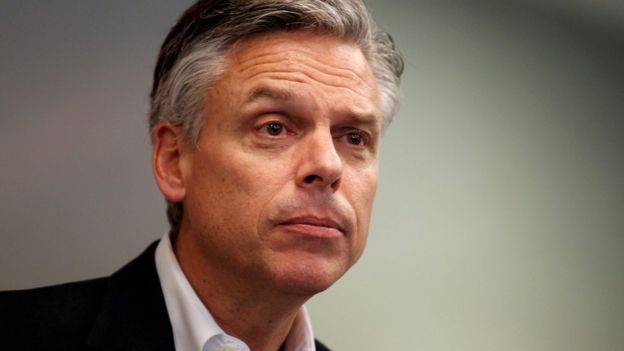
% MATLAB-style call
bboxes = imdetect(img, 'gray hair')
[149,0,404,236]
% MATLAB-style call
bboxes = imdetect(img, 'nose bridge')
[297,127,343,190]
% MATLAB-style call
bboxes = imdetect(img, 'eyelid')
[334,128,371,147]
[254,116,295,136]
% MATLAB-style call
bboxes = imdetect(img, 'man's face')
[179,32,381,296]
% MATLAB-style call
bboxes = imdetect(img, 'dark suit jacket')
[0,241,330,351]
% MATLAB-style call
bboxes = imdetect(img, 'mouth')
[277,216,345,239]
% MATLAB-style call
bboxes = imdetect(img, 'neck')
[173,229,309,351]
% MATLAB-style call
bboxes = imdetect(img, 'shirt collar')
[155,233,316,351]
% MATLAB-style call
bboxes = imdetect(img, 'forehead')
[215,31,380,118]
[229,31,372,72]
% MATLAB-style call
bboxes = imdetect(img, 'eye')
[340,130,370,147]
[346,132,363,145]
[260,122,285,136]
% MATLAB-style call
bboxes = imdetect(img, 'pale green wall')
[309,1,624,350]
[1,1,623,350]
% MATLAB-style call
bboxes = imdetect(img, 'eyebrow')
[347,113,379,127]
[246,85,380,130]
[246,86,293,103]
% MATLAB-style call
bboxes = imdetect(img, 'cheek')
[189,148,289,229]
[352,163,378,217]
[347,166,378,256]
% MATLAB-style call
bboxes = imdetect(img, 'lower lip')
[278,223,343,239]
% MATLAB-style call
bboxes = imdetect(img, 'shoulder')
[0,277,109,311]
[0,277,109,349]
[0,241,163,350]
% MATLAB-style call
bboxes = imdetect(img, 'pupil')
[267,123,282,135]
[348,133,362,144]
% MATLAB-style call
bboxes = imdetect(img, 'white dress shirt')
[155,233,317,351]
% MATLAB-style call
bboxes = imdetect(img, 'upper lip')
[279,215,345,232]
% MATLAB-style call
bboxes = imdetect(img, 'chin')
[270,253,353,297]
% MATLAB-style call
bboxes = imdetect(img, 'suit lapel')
[88,241,175,351]
[86,240,332,351]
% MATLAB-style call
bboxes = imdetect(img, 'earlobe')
[152,124,187,203]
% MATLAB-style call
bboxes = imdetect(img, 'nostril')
[304,175,318,184]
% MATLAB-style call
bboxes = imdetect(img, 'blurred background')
[1,1,623,350]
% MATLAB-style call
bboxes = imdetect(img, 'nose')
[296,131,343,192]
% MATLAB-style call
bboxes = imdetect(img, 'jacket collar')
[87,241,175,350]
[85,240,331,351]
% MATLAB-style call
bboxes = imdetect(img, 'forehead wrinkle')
[232,43,376,91]
[238,59,376,102]
[243,70,376,104]
[242,52,371,88]
[236,47,366,79]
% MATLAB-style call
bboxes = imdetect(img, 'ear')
[152,124,188,203]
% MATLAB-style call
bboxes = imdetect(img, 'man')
[0,1,402,350]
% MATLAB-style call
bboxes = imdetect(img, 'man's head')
[150,0,402,297]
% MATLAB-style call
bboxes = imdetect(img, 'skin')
[152,31,381,351]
